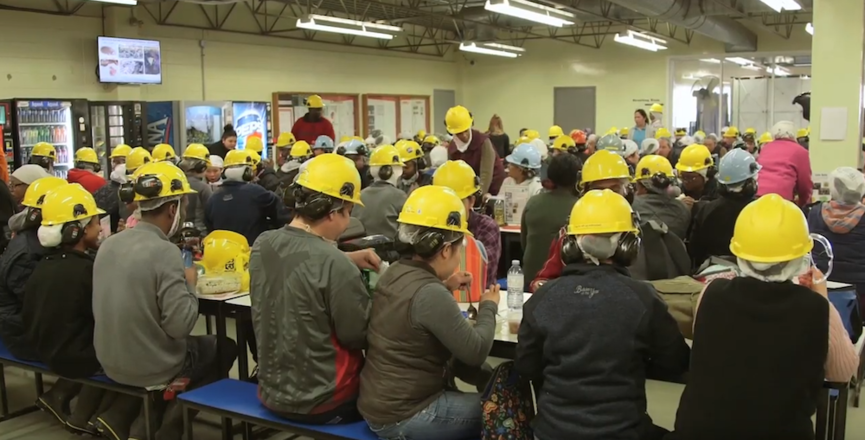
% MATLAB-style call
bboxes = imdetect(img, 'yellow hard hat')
[445,105,473,134]
[247,150,261,166]
[524,129,540,141]
[369,145,404,167]
[75,147,99,164]
[126,147,152,172]
[397,140,424,162]
[22,176,68,208]
[655,128,672,139]
[201,230,251,273]
[580,150,630,187]
[723,126,740,138]
[182,144,211,163]
[289,141,313,159]
[433,160,480,200]
[675,144,713,173]
[620,127,630,136]
[306,94,325,109]
[675,128,687,137]
[110,144,133,159]
[551,135,576,151]
[296,154,363,206]
[397,185,471,235]
[339,136,352,143]
[224,149,255,168]
[246,136,264,154]
[351,136,364,142]
[517,136,531,145]
[152,143,177,162]
[744,127,757,135]
[649,103,664,113]
[730,194,813,263]
[275,132,296,148]
[32,142,56,159]
[695,130,706,138]
[796,127,810,138]
[417,129,427,139]
[758,132,774,145]
[129,162,197,202]
[635,155,674,180]
[604,127,619,137]
[566,189,638,236]
[422,135,440,146]
[548,125,564,138]
[40,183,106,226]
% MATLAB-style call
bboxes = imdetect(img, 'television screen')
[97,36,162,84]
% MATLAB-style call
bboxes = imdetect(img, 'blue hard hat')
[314,135,334,151]
[506,143,542,170]
[718,148,761,185]
[343,139,366,156]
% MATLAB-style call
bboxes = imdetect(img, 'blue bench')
[0,341,159,440]
[178,378,378,440]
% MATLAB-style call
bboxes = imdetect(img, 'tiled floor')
[2,317,864,440]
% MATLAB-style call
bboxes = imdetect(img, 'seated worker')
[652,128,674,163]
[339,139,373,189]
[631,155,690,240]
[757,131,773,150]
[668,195,858,440]
[521,154,581,288]
[178,144,214,234]
[206,155,224,190]
[550,134,576,159]
[152,143,179,165]
[640,138,659,156]
[807,167,865,290]
[94,162,237,440]
[278,140,313,187]
[313,135,334,156]
[530,150,633,291]
[421,135,440,157]
[433,160,500,289]
[68,147,107,193]
[250,154,379,425]
[351,145,407,239]
[397,140,426,195]
[688,149,759,268]
[95,145,134,232]
[621,139,641,169]
[246,137,282,192]
[549,124,565,145]
[516,189,690,440]
[502,143,544,196]
[741,128,758,157]
[359,185,500,440]
[418,144,449,187]
[205,149,291,246]
[675,144,719,206]
[29,142,56,173]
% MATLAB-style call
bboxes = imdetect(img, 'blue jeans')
[368,391,482,440]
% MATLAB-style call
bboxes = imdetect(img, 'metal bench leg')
[0,366,8,417]
[34,373,44,396]
[184,404,194,440]
[834,387,848,440]
[817,390,829,440]
[205,316,213,336]
[221,417,232,440]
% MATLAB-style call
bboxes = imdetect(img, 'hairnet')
[38,218,91,248]
[12,165,50,185]
[430,146,449,168]
[530,138,548,160]
[576,233,620,265]
[398,224,463,251]
[771,121,797,140]
[706,133,718,141]
[370,165,403,186]
[209,155,224,168]
[640,138,659,155]
[738,256,809,282]
[622,140,639,158]
[693,132,705,143]
[829,166,865,205]
[587,134,598,144]
[679,136,695,147]
[139,194,182,212]
[223,166,249,182]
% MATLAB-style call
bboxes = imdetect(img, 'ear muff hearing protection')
[77,162,102,174]
[378,165,393,180]
[118,182,135,203]
[336,146,347,155]
[134,174,184,199]
[560,212,641,266]
[413,212,463,258]
[25,206,42,226]
[293,182,356,220]
[190,158,207,174]
[222,165,255,182]
[639,167,672,189]
[60,204,90,245]
[30,156,53,170]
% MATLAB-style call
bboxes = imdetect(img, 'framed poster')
[363,94,431,142]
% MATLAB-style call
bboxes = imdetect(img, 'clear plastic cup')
[508,310,523,335]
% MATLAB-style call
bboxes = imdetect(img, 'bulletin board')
[271,92,360,140]
[362,94,431,142]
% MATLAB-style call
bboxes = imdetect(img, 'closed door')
[433,89,456,136]
[554,87,596,133]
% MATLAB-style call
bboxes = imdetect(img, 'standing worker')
[291,95,336,144]
[68,148,106,193]
[277,141,313,187]
[756,121,813,207]
[29,142,56,174]
[246,137,282,192]
[207,125,237,159]
[178,144,214,234]
[396,140,425,195]
[152,143,179,165]
[274,132,296,169]
[445,105,506,197]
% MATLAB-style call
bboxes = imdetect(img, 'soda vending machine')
[90,101,146,177]
[146,101,232,155]
[232,101,271,159]
[0,101,11,177]
[1,99,91,178]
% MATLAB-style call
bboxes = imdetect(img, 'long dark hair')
[222,124,237,140]
[634,109,649,126]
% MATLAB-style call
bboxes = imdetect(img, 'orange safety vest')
[452,235,488,303]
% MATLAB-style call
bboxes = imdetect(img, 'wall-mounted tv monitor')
[97,36,162,85]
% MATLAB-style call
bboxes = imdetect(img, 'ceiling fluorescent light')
[741,64,762,71]
[89,0,137,5]
[805,23,814,35]
[614,30,667,52]
[308,14,402,32]
[700,58,721,64]
[459,42,519,58]
[759,0,801,13]
[766,66,790,76]
[483,42,526,52]
[485,0,574,27]
[296,18,395,40]
[725,57,755,65]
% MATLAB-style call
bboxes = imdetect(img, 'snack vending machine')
[1,99,91,178]
[90,101,146,177]
[146,101,232,155]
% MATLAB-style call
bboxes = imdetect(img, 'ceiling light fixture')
[759,0,802,13]
[614,30,667,51]
[766,66,791,76]
[89,0,137,5]
[725,57,755,65]
[307,14,402,32]
[699,58,722,64]
[296,18,395,40]
[484,0,574,27]
[459,42,520,58]
[805,23,814,35]
[483,42,526,52]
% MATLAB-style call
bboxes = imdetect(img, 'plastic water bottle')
[507,260,524,312]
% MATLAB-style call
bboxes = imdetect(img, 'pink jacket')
[756,138,812,206]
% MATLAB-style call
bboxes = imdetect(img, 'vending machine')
[232,101,272,158]
[146,101,232,155]
[90,101,146,177]
[0,102,12,177]
[0,99,91,178]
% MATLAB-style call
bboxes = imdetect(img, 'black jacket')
[205,180,291,246]
[0,228,46,359]
[359,165,373,190]
[22,249,100,378]
[515,263,690,440]
[207,141,230,159]
[0,183,17,252]
[687,194,754,268]
[257,167,283,193]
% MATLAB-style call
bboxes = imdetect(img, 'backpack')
[630,220,692,281]
[481,361,535,440]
